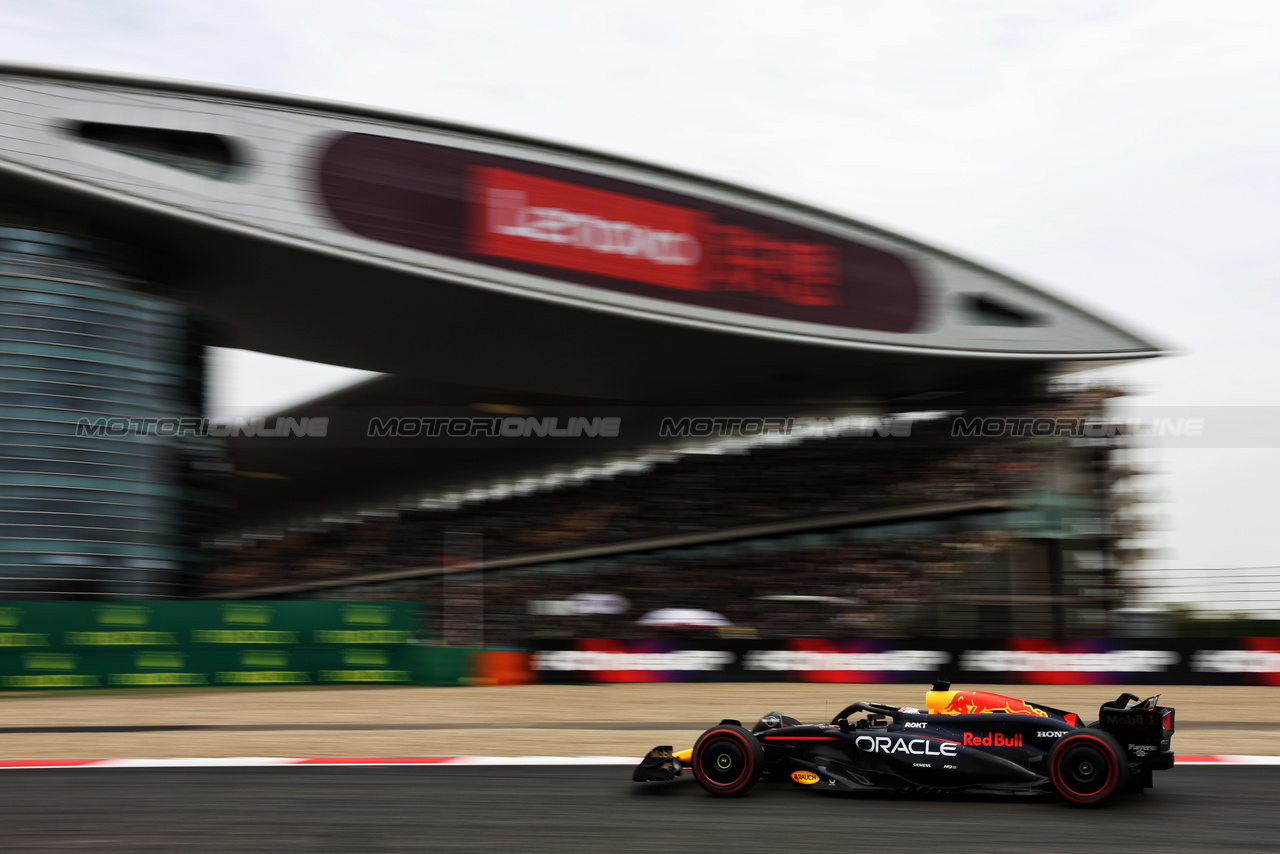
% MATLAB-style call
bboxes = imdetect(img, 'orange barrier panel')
[469,650,534,686]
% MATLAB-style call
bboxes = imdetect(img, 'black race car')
[633,681,1175,806]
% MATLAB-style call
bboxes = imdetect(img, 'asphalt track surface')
[3,765,1278,853]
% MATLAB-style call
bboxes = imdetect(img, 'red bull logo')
[961,732,1024,747]
[927,689,1049,717]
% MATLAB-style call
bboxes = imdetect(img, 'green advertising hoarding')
[0,601,425,689]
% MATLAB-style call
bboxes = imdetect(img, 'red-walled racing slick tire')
[691,724,763,797]
[1049,729,1129,806]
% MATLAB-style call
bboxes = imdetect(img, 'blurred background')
[2,0,1280,662]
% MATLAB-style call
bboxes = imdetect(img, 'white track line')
[96,757,300,768]
[1175,755,1280,765]
[456,756,639,766]
[0,755,640,769]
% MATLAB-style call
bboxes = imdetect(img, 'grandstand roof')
[0,64,1165,407]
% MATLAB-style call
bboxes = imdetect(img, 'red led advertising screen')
[315,133,923,332]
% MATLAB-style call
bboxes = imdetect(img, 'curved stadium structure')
[0,65,1163,602]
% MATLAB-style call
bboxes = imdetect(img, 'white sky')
[1,0,1278,574]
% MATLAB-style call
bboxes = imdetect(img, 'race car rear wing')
[1096,692,1175,766]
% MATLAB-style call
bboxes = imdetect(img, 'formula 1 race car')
[633,681,1175,806]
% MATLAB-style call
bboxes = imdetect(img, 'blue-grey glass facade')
[0,226,213,597]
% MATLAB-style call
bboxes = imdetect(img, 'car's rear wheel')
[1048,730,1129,806]
[691,724,763,797]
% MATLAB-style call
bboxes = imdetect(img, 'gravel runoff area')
[0,683,1276,759]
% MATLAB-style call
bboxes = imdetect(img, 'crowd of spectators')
[209,387,1113,608]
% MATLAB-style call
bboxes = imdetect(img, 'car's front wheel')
[691,724,764,797]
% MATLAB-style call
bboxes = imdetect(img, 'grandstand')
[209,383,1146,640]
[0,65,1164,635]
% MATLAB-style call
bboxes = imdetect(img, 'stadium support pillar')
[441,529,483,647]
[1047,539,1066,638]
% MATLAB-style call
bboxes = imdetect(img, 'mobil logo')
[962,732,1024,747]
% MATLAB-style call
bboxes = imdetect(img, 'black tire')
[691,724,764,797]
[1048,729,1129,806]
